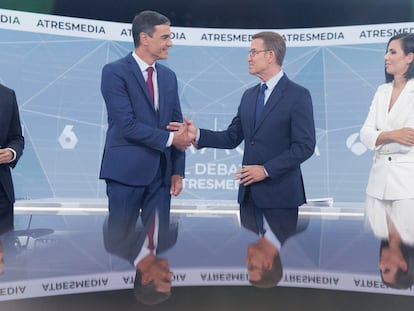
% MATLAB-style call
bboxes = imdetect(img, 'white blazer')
[360,79,414,200]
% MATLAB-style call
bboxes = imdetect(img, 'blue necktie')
[255,83,268,125]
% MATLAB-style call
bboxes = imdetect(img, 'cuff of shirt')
[196,128,200,143]
[7,148,16,162]
[166,132,174,147]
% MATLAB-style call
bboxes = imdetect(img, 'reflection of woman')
[366,200,414,288]
[361,33,414,288]
[379,239,414,288]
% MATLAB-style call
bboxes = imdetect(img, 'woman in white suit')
[361,33,414,284]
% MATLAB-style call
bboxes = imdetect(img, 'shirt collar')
[132,51,156,74]
[263,70,284,91]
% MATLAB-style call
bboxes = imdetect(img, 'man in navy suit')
[100,11,193,230]
[169,31,315,212]
[0,84,24,231]
[169,32,315,285]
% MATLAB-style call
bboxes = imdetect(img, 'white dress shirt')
[131,51,174,147]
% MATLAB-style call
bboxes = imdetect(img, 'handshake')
[168,117,197,151]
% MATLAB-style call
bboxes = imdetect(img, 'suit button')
[388,156,391,161]
[250,141,255,145]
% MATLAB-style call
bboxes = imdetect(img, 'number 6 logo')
[58,125,78,149]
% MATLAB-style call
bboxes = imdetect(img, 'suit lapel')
[127,54,155,109]
[388,79,414,126]
[248,85,260,132]
[156,63,166,122]
[253,74,288,132]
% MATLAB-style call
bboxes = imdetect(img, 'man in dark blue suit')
[0,84,24,231]
[169,31,315,285]
[169,31,315,213]
[100,11,193,230]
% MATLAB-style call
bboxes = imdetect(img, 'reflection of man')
[0,219,15,275]
[134,252,173,304]
[0,219,54,277]
[0,84,24,230]
[242,207,298,288]
[103,207,178,305]
[366,201,414,288]
[0,239,4,275]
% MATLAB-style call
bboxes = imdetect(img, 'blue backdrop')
[0,21,389,204]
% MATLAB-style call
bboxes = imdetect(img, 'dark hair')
[379,240,414,289]
[132,10,170,48]
[385,33,414,83]
[249,253,283,288]
[133,269,171,305]
[252,31,286,66]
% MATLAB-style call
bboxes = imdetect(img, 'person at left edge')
[0,83,24,231]
[100,11,193,227]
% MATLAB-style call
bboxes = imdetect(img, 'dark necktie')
[146,66,155,104]
[255,83,268,125]
[255,207,265,235]
[147,217,155,253]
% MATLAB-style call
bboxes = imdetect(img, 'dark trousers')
[105,162,170,231]
[240,188,298,237]
[0,182,14,234]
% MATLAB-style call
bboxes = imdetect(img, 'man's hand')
[236,165,267,186]
[183,117,197,144]
[170,174,183,196]
[168,117,197,150]
[0,148,13,164]
[171,123,191,151]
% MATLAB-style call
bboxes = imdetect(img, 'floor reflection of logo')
[346,133,367,156]
[58,125,78,149]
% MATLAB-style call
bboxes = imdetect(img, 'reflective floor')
[0,201,413,310]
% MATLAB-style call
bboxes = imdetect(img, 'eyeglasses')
[247,49,272,57]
